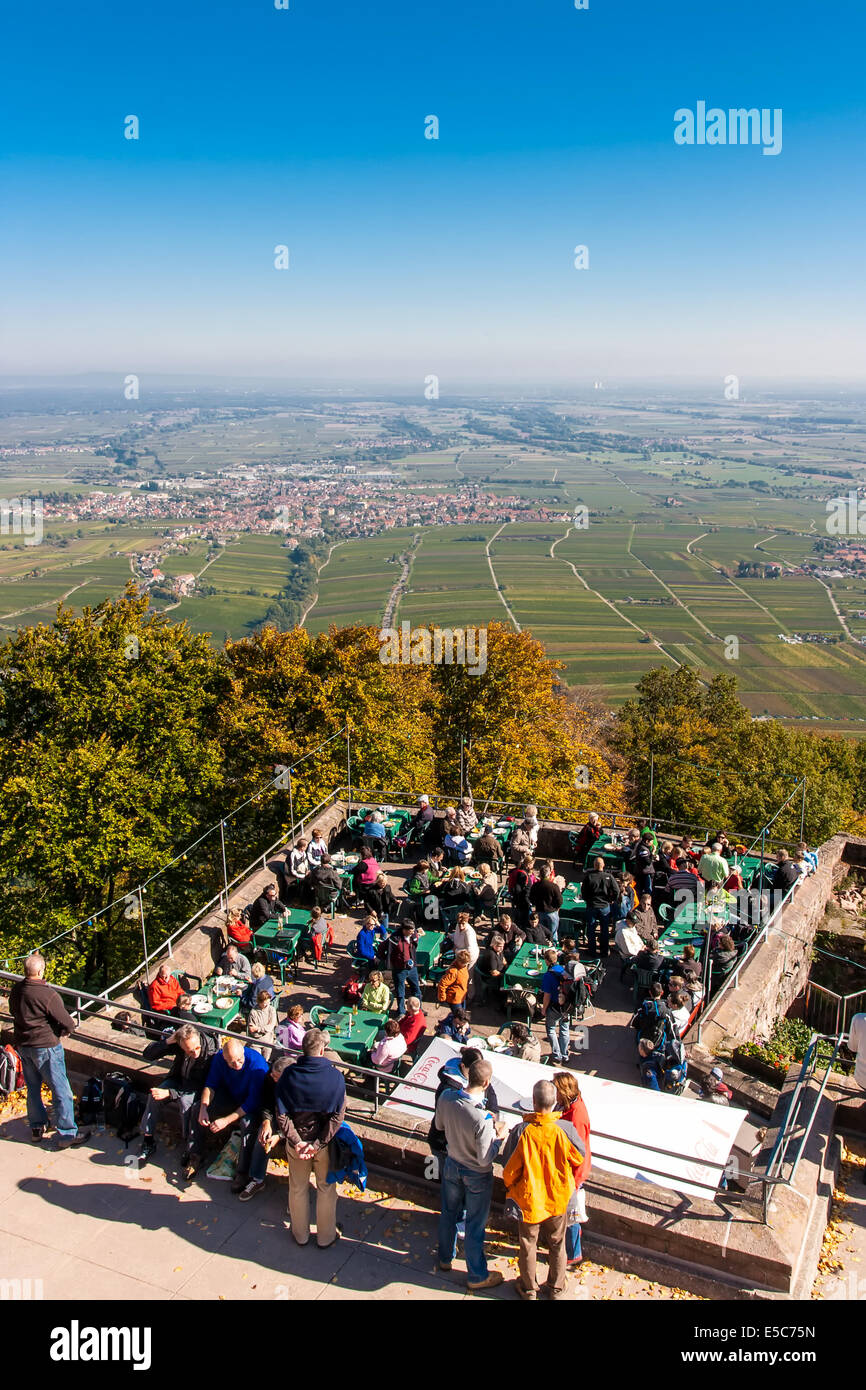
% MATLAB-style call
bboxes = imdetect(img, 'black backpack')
[79,1076,104,1126]
[633,999,671,1049]
[103,1071,146,1145]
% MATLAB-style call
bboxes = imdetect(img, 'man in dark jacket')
[389,921,421,1017]
[772,850,800,897]
[631,831,656,897]
[276,1030,346,1247]
[580,857,620,958]
[308,855,343,905]
[529,863,563,944]
[249,884,288,931]
[139,1023,218,1167]
[9,952,89,1148]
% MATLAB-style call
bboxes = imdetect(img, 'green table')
[584,834,627,871]
[503,941,549,990]
[468,821,514,848]
[559,882,586,926]
[415,930,445,976]
[661,899,729,954]
[316,1007,384,1062]
[192,979,242,1031]
[254,911,308,943]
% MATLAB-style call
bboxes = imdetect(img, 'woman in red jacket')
[553,1070,591,1265]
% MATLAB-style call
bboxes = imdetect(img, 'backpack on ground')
[79,1076,105,1126]
[0,1044,22,1095]
[103,1070,146,1145]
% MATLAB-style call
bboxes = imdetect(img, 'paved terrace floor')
[0,1098,708,1302]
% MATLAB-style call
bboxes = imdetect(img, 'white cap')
[418,795,429,805]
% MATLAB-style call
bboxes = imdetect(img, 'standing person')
[553,1071,592,1266]
[238,1054,295,1201]
[502,1078,583,1301]
[437,950,471,1015]
[389,921,422,1018]
[195,1037,269,1189]
[698,842,730,889]
[632,831,656,897]
[530,861,563,944]
[275,1029,346,1247]
[399,997,427,1057]
[247,989,278,1058]
[509,819,535,866]
[581,856,620,958]
[449,911,480,968]
[139,1023,218,1168]
[436,1057,507,1291]
[508,854,536,928]
[848,1012,866,1184]
[540,949,571,1065]
[456,796,477,835]
[9,952,90,1148]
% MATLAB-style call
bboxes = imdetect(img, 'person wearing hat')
[411,795,434,843]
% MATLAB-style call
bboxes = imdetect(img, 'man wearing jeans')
[436,1057,507,1292]
[581,856,619,958]
[389,922,421,1018]
[540,949,571,1065]
[275,1030,346,1247]
[9,952,90,1149]
[529,863,563,945]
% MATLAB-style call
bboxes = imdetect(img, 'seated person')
[399,997,426,1056]
[225,909,253,950]
[436,1007,471,1045]
[306,828,328,870]
[523,910,554,946]
[562,951,587,984]
[148,962,186,1016]
[679,835,701,866]
[472,823,505,871]
[287,840,310,896]
[308,855,343,901]
[443,827,470,867]
[507,1020,541,1063]
[470,862,499,915]
[363,873,398,933]
[138,1022,219,1167]
[772,849,800,894]
[437,867,472,906]
[503,927,526,965]
[242,961,275,1011]
[236,1053,294,1200]
[276,1002,307,1051]
[361,970,390,1014]
[426,847,447,882]
[711,933,738,973]
[632,892,658,944]
[356,914,386,963]
[370,1020,408,1073]
[216,943,253,982]
[247,989,278,1056]
[249,883,289,931]
[638,1035,687,1093]
[351,850,380,896]
[406,860,432,897]
[615,911,644,960]
[477,933,506,983]
[362,811,388,860]
[634,935,664,977]
[456,796,477,835]
[193,1037,269,1188]
[668,990,692,1037]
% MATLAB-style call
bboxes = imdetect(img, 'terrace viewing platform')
[3,790,866,1301]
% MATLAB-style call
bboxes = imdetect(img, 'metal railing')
[804,981,866,1037]
[760,1030,843,1224]
[694,880,800,1044]
[0,970,733,1207]
[80,788,345,1013]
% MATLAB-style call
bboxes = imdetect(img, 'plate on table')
[216,998,235,1011]
[525,967,543,978]
[466,1036,488,1049]
[192,1001,211,1015]
[188,993,208,1008]
[485,1034,507,1052]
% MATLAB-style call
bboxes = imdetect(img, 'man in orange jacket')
[501,1078,583,1300]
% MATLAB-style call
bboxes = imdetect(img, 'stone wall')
[693,834,865,1057]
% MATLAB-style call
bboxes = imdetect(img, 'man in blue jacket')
[193,1037,268,1187]
[276,1029,346,1247]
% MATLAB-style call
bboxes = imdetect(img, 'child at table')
[248,989,278,1058]
[362,970,390,1014]
[276,1003,306,1051]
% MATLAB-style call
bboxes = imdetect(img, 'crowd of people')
[4,800,833,1297]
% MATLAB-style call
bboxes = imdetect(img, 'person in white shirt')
[523,805,540,850]
[668,991,692,1037]
[615,917,644,959]
[848,1011,866,1091]
[289,840,309,884]
[306,829,327,869]
[370,1020,408,1074]
[449,912,480,968]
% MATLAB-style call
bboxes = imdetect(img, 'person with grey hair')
[275,1028,347,1246]
[698,841,730,888]
[437,1056,508,1291]
[139,1022,218,1167]
[9,952,89,1148]
[501,1079,584,1300]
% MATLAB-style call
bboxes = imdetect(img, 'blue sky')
[2,0,864,385]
